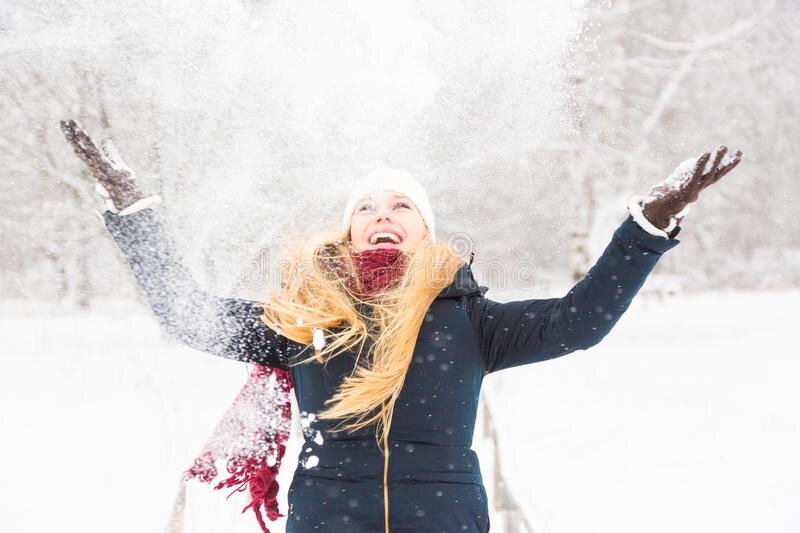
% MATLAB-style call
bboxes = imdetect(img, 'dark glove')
[60,119,146,211]
[641,146,743,230]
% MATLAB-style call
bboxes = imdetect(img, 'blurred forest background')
[1,0,797,308]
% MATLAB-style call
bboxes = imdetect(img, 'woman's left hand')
[641,146,743,229]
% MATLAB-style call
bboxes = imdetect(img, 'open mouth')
[368,231,403,246]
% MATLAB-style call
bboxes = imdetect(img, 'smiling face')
[348,190,429,253]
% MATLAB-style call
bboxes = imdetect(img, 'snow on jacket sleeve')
[103,206,297,369]
[471,214,680,375]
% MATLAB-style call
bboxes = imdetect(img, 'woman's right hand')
[60,119,145,211]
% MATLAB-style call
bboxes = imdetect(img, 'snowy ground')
[1,289,798,533]
[482,288,800,533]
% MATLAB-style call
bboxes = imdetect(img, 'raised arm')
[471,146,743,375]
[471,213,679,375]
[104,206,298,368]
[60,119,300,369]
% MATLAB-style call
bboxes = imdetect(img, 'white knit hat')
[341,164,436,241]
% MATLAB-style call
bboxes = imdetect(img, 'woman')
[60,119,741,533]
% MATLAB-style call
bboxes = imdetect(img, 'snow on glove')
[60,118,147,211]
[641,146,743,230]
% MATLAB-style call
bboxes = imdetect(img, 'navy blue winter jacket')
[103,206,680,533]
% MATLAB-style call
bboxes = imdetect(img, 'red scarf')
[182,247,407,532]
[349,247,407,296]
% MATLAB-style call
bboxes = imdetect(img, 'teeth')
[370,232,400,244]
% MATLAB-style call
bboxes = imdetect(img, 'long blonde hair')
[257,226,464,452]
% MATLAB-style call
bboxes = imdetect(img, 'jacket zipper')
[383,430,390,533]
[382,399,396,533]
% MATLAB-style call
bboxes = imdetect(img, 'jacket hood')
[437,262,487,299]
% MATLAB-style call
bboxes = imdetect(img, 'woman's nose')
[375,205,391,222]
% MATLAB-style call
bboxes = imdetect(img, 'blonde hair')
[257,226,464,453]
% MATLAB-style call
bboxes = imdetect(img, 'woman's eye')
[358,204,373,213]
[394,202,410,209]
